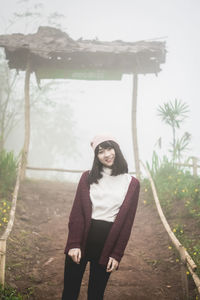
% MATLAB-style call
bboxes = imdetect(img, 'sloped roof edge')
[0,26,166,77]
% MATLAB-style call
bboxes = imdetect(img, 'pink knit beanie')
[90,134,118,151]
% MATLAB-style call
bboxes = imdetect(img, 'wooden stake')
[0,239,6,288]
[0,159,22,288]
[192,157,198,177]
[1,160,22,241]
[132,74,140,179]
[180,263,189,300]
[21,57,31,180]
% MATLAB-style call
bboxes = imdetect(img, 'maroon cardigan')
[64,171,140,267]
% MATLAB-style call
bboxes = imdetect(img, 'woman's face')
[97,146,115,168]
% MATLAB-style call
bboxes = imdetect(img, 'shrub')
[0,284,23,300]
[0,150,17,233]
[143,157,200,219]
[0,150,17,197]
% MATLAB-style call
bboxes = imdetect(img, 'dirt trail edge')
[5,179,195,300]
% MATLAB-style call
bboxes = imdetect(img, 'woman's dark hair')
[88,140,128,185]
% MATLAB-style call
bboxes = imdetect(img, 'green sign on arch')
[36,68,123,80]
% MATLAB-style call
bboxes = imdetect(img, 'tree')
[0,50,23,151]
[3,0,66,34]
[170,132,191,163]
[0,1,77,165]
[157,99,190,162]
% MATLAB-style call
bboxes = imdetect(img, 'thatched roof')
[0,26,166,80]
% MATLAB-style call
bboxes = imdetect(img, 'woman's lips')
[105,157,114,163]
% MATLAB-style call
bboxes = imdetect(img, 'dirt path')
[5,179,196,299]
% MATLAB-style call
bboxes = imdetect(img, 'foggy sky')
[1,0,200,178]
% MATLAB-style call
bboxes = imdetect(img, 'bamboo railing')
[26,166,86,173]
[140,160,200,297]
[175,156,200,176]
[0,159,22,287]
[26,166,135,174]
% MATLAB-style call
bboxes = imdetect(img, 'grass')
[142,162,200,279]
[0,284,35,300]
[0,150,17,235]
[0,284,23,300]
[172,223,200,277]
[0,199,11,231]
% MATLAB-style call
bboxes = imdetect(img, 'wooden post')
[0,239,6,288]
[192,157,198,177]
[131,74,140,179]
[180,263,189,300]
[21,57,31,180]
[0,159,22,289]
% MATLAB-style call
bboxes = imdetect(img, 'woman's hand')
[68,248,81,264]
[106,257,119,272]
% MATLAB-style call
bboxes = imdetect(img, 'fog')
[1,0,200,181]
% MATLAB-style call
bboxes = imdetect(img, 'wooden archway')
[0,26,166,180]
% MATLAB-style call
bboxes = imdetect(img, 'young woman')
[62,134,140,300]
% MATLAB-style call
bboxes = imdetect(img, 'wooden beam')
[26,166,85,173]
[0,159,22,288]
[26,166,136,174]
[131,74,140,179]
[21,58,31,180]
[0,239,6,288]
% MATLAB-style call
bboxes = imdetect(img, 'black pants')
[61,255,111,300]
[62,219,113,300]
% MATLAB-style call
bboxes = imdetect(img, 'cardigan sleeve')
[64,172,87,253]
[110,181,140,262]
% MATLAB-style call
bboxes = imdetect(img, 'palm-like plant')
[157,99,189,162]
[170,132,191,163]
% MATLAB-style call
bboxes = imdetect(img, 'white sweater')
[90,167,132,222]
